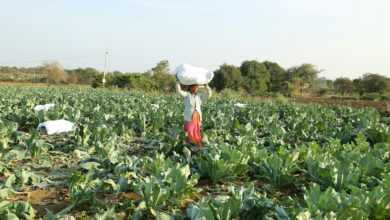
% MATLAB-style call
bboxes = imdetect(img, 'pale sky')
[0,0,389,79]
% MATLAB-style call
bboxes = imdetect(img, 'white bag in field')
[174,64,214,85]
[37,119,75,135]
[34,104,55,112]
[234,103,247,108]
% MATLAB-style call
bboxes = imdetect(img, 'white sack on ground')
[174,64,214,85]
[34,104,55,112]
[37,119,75,135]
[234,103,247,108]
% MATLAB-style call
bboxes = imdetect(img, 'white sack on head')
[37,119,74,135]
[174,64,214,85]
[34,104,55,112]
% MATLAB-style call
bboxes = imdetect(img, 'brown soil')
[292,97,389,112]
[6,187,70,217]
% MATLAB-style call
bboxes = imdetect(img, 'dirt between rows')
[291,97,389,112]
[6,188,144,217]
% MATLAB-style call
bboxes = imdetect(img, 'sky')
[0,0,389,79]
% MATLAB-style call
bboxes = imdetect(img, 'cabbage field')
[0,87,389,220]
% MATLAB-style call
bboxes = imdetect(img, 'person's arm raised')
[206,85,212,98]
[200,84,212,101]
[176,82,188,97]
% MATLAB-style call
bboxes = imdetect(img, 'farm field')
[291,97,389,114]
[0,86,389,219]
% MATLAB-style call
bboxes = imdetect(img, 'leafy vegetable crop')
[0,86,388,219]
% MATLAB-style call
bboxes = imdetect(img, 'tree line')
[210,61,390,99]
[0,60,389,100]
[0,63,99,84]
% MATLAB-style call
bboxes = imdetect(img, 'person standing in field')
[176,82,212,150]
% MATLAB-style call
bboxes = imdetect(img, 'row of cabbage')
[0,87,389,219]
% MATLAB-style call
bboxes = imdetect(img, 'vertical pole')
[102,51,108,87]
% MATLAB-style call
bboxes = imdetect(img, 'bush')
[274,93,288,104]
[380,94,390,101]
[91,73,158,91]
[67,68,100,84]
[316,88,331,97]
[91,75,104,88]
[361,93,381,101]
[41,62,68,84]
[110,74,131,88]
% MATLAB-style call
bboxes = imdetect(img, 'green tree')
[151,60,170,75]
[286,79,303,97]
[110,73,131,88]
[326,79,334,90]
[334,77,353,95]
[313,77,331,90]
[240,60,271,96]
[151,60,176,92]
[359,74,388,94]
[210,64,243,91]
[287,64,320,95]
[352,78,363,95]
[262,61,287,93]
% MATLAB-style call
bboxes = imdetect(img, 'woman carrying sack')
[176,82,212,151]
